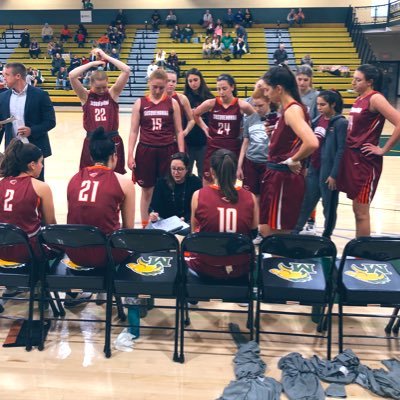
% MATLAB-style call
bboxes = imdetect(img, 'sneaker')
[64,292,93,308]
[252,233,263,245]
[3,288,26,298]
[95,292,106,305]
[300,222,317,236]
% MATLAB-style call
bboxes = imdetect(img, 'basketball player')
[194,74,254,184]
[69,48,130,174]
[259,65,319,237]
[128,69,184,228]
[188,149,258,280]
[337,64,400,237]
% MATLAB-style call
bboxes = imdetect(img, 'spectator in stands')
[53,41,64,56]
[0,73,6,93]
[116,23,126,42]
[151,10,161,31]
[82,70,92,87]
[287,9,296,28]
[301,54,314,67]
[26,67,36,86]
[225,8,234,28]
[244,9,253,28]
[171,25,181,42]
[234,9,245,25]
[76,31,86,48]
[83,0,94,10]
[296,8,305,26]
[46,41,55,59]
[108,48,120,71]
[273,43,288,65]
[76,24,88,40]
[235,24,248,46]
[202,9,213,28]
[60,25,72,42]
[114,9,127,26]
[56,66,69,90]
[166,50,180,77]
[97,33,110,52]
[202,37,212,59]
[166,10,177,27]
[108,27,120,50]
[214,22,223,38]
[81,56,89,65]
[211,36,223,59]
[68,54,81,72]
[205,21,214,36]
[20,29,30,48]
[51,53,66,76]
[181,24,194,43]
[33,68,44,86]
[233,37,247,59]
[146,60,158,80]
[318,65,350,77]
[221,32,234,53]
[28,39,41,59]
[155,49,166,68]
[41,22,53,43]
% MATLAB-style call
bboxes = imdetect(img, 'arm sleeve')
[330,118,348,179]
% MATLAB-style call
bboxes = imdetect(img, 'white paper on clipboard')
[0,116,15,125]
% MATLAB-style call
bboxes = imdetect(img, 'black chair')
[255,234,337,359]
[337,236,400,353]
[38,224,124,356]
[108,229,181,361]
[0,223,41,351]
[180,232,255,363]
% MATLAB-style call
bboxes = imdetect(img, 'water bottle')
[125,297,141,338]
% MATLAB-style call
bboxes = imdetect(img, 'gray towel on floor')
[325,383,347,398]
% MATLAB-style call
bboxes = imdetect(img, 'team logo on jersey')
[126,256,173,276]
[269,262,317,283]
[10,180,17,185]
[345,263,392,284]
[89,172,98,178]
[0,259,25,269]
[62,258,94,271]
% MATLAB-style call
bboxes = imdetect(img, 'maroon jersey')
[346,91,385,148]
[67,166,124,235]
[139,94,175,146]
[268,101,309,164]
[208,97,243,152]
[83,91,119,133]
[195,185,254,234]
[0,176,41,237]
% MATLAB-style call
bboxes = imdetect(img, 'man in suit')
[0,62,56,181]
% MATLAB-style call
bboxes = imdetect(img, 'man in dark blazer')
[0,62,56,181]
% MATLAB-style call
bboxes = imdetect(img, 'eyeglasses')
[171,167,186,172]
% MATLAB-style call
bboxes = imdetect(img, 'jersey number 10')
[217,207,237,232]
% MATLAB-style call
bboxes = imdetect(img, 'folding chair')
[108,229,181,361]
[255,234,337,359]
[337,236,400,353]
[38,224,124,356]
[0,223,41,351]
[180,232,255,363]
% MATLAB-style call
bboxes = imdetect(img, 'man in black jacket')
[0,63,56,181]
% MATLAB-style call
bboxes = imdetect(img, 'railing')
[346,7,377,64]
[353,0,400,25]
[1,31,8,48]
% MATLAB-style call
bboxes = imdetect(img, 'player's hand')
[326,176,337,191]
[93,48,107,60]
[149,212,159,222]
[281,157,302,174]
[264,122,274,137]
[361,143,384,156]
[17,126,31,137]
[236,166,244,180]
[127,156,136,170]
[203,126,210,138]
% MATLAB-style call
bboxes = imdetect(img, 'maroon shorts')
[66,247,129,268]
[336,148,382,204]
[260,167,305,230]
[80,134,126,174]
[134,142,178,188]
[242,158,267,195]
[0,236,41,264]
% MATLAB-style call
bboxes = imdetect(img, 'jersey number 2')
[217,207,237,232]
[3,189,15,212]
[78,180,99,203]
[94,108,107,122]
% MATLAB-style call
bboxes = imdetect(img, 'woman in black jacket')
[183,68,214,177]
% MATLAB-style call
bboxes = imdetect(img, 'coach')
[0,62,56,181]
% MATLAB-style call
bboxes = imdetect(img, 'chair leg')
[25,281,36,352]
[179,295,185,363]
[385,307,399,335]
[115,295,126,321]
[53,291,65,317]
[326,300,334,360]
[248,299,254,341]
[393,311,400,335]
[255,297,261,343]
[47,291,60,317]
[316,305,326,333]
[104,287,113,358]
[173,296,180,362]
[338,300,344,354]
[184,301,191,326]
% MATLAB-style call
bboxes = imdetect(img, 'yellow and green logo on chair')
[269,262,317,283]
[126,256,173,276]
[0,259,24,269]
[345,263,392,284]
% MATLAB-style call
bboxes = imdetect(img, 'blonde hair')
[90,70,108,84]
[149,69,168,81]
[252,88,270,102]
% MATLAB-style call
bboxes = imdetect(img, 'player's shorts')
[337,147,382,204]
[66,247,129,268]
[0,236,41,264]
[134,142,178,188]
[80,132,126,174]
[259,163,305,230]
[242,157,267,195]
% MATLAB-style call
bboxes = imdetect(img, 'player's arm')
[68,61,105,104]
[250,193,259,230]
[238,99,255,116]
[363,93,400,156]
[33,181,57,225]
[190,190,199,233]
[180,94,195,136]
[284,105,319,173]
[194,99,215,136]
[237,137,249,180]
[118,176,135,228]
[172,98,185,152]
[127,99,141,170]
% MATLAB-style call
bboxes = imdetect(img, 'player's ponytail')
[210,149,238,204]
[89,126,116,165]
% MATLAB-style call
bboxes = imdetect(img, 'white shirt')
[9,84,28,137]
